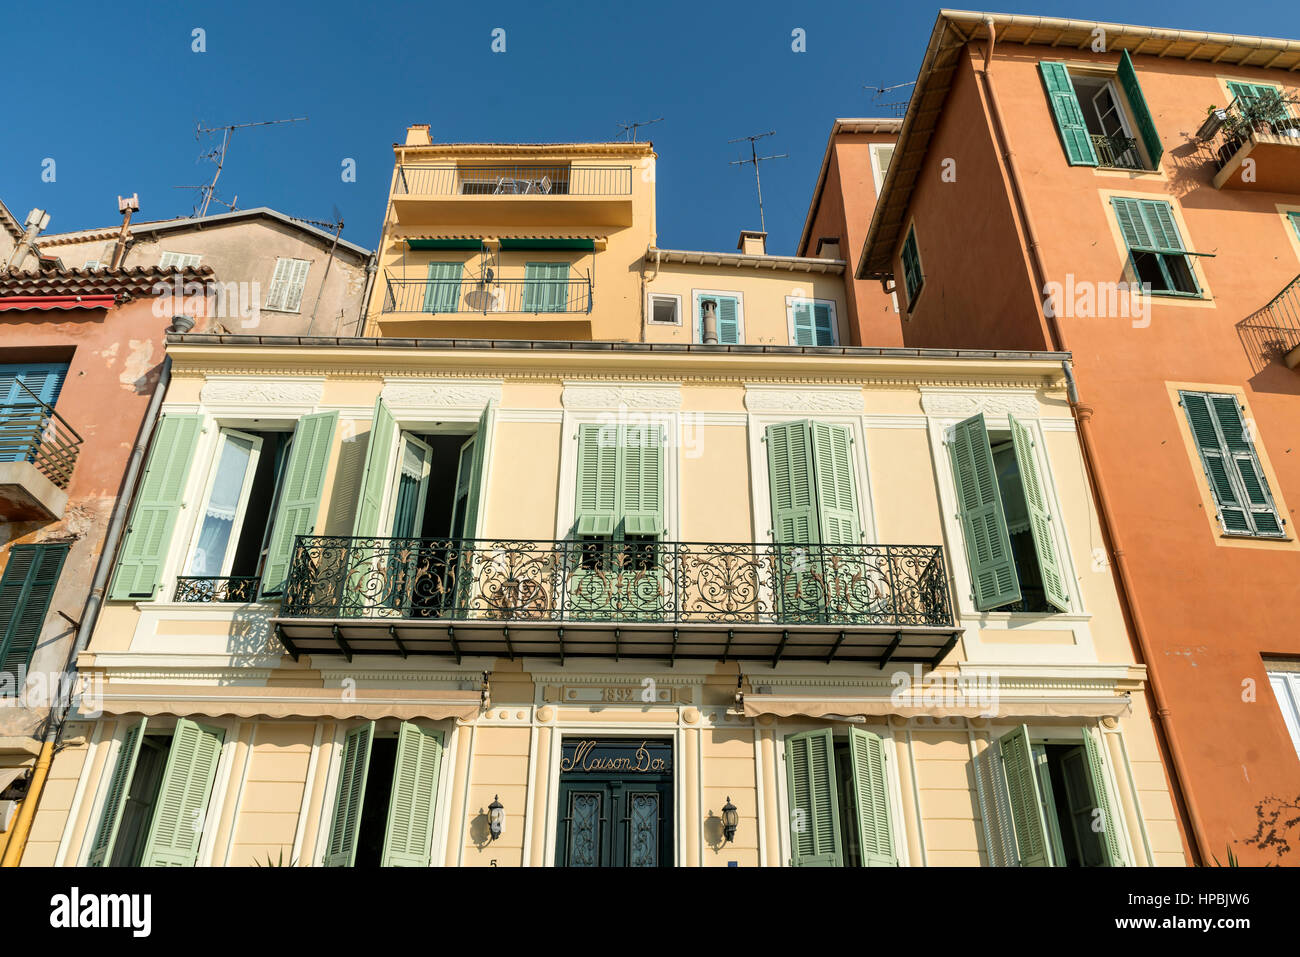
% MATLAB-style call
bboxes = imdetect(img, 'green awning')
[407,239,484,250]
[498,238,595,251]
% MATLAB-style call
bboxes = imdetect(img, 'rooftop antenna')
[183,115,308,217]
[728,130,787,234]
[616,117,663,142]
[865,81,916,118]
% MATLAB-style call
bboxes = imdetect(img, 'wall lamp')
[488,795,504,841]
[722,796,738,843]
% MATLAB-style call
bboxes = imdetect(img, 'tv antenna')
[616,117,663,142]
[181,115,308,217]
[728,130,787,234]
[865,80,916,118]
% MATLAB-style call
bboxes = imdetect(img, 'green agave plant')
[253,848,298,867]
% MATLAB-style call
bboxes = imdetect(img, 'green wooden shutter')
[901,230,923,303]
[791,301,816,346]
[621,424,664,536]
[423,262,463,313]
[1081,728,1126,867]
[1181,391,1283,537]
[140,718,225,867]
[380,723,444,867]
[351,398,397,538]
[260,410,339,599]
[1039,61,1099,166]
[1227,81,1275,107]
[524,262,568,312]
[108,414,203,600]
[997,725,1052,867]
[1112,197,1154,252]
[766,421,819,545]
[810,422,860,545]
[460,401,495,539]
[325,721,374,867]
[949,414,1020,610]
[1117,51,1162,168]
[0,544,69,679]
[784,729,842,866]
[85,718,148,867]
[1008,415,1070,612]
[1289,211,1300,242]
[574,424,619,537]
[847,726,897,867]
[812,302,835,345]
[715,296,740,344]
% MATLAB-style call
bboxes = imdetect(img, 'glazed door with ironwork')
[555,738,673,867]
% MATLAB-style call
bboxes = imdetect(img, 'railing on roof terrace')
[1210,92,1300,171]
[1237,273,1300,373]
[0,381,83,490]
[395,165,632,197]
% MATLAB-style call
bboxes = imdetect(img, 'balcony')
[270,537,959,667]
[0,386,83,521]
[174,576,261,603]
[1090,133,1143,170]
[1208,94,1300,191]
[381,277,592,315]
[391,165,635,227]
[1236,272,1300,374]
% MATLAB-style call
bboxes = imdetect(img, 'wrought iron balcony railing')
[1210,93,1300,172]
[1090,133,1142,170]
[395,165,633,197]
[0,382,83,490]
[381,277,593,315]
[1237,272,1300,373]
[174,576,261,603]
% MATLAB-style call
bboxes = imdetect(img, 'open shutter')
[351,398,397,538]
[1289,211,1300,242]
[1117,51,1162,168]
[784,729,841,866]
[460,401,495,539]
[325,722,374,867]
[848,726,897,867]
[791,301,816,346]
[621,424,664,536]
[574,424,619,537]
[1008,416,1070,612]
[715,296,740,344]
[381,723,444,867]
[949,414,1020,610]
[1081,728,1126,867]
[85,718,148,867]
[812,302,835,345]
[998,725,1052,867]
[766,421,819,545]
[810,422,860,545]
[108,414,203,600]
[1111,197,1154,252]
[260,411,339,599]
[423,262,463,313]
[140,718,225,867]
[1039,61,1099,166]
[0,544,68,678]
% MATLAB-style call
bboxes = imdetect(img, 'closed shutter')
[1180,391,1282,537]
[621,424,664,536]
[423,262,463,313]
[1227,81,1276,107]
[1117,51,1163,167]
[459,401,495,539]
[784,729,841,866]
[0,362,68,408]
[108,414,203,600]
[159,252,201,269]
[1039,61,1100,166]
[574,423,619,537]
[812,302,835,345]
[765,421,819,545]
[381,723,444,866]
[351,399,397,539]
[901,230,923,303]
[264,258,291,311]
[847,726,897,867]
[324,722,374,867]
[0,544,69,679]
[809,422,860,545]
[1008,415,1070,612]
[265,258,312,312]
[260,410,339,599]
[140,718,225,867]
[949,414,1020,610]
[791,301,816,346]
[524,262,568,312]
[1081,728,1126,867]
[85,718,148,867]
[997,725,1052,867]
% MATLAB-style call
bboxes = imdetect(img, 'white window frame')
[382,432,434,537]
[691,288,745,344]
[1267,669,1300,760]
[181,427,264,578]
[784,296,840,347]
[869,142,895,197]
[264,256,313,313]
[159,251,202,269]
[647,292,682,326]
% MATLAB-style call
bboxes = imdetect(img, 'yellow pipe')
[1,739,53,867]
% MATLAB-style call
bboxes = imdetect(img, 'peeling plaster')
[120,338,155,391]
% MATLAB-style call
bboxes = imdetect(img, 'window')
[1288,210,1300,243]
[994,726,1125,867]
[693,291,742,344]
[900,226,923,309]
[1039,53,1162,170]
[784,727,896,867]
[324,722,444,866]
[1266,669,1300,761]
[158,251,201,269]
[0,361,67,413]
[264,257,312,312]
[787,297,838,346]
[86,718,225,867]
[83,260,100,271]
[0,544,68,687]
[1226,81,1298,135]
[948,413,1070,613]
[423,262,463,313]
[1180,391,1284,538]
[870,143,895,196]
[648,293,680,325]
[1111,197,1201,297]
[523,262,570,312]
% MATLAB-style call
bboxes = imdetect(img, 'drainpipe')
[0,351,173,867]
[977,16,1209,864]
[700,298,719,345]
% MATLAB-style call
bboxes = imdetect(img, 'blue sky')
[4,1,1296,255]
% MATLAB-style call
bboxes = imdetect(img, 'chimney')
[815,237,842,259]
[737,230,767,256]
[110,194,139,271]
[405,124,432,146]
[6,208,50,270]
[701,298,719,345]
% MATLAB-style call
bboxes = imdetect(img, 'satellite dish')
[464,288,500,311]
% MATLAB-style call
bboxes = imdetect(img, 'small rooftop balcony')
[0,383,83,521]
[391,165,635,227]
[1206,92,1300,192]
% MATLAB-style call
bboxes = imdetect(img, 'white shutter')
[265,258,311,312]
[160,251,201,269]
[264,258,293,310]
[284,258,312,312]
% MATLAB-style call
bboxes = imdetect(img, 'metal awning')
[741,693,1132,720]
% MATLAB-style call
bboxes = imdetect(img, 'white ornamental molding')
[561,383,682,410]
[200,378,323,407]
[920,390,1040,419]
[744,386,864,413]
[380,380,503,409]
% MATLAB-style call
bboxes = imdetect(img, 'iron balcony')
[381,277,593,315]
[0,382,84,521]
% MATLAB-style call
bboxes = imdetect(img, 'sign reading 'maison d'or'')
[560,739,672,774]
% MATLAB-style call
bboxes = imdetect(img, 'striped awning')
[93,684,485,721]
[742,693,1132,721]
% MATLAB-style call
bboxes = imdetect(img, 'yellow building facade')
[19,133,1186,868]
